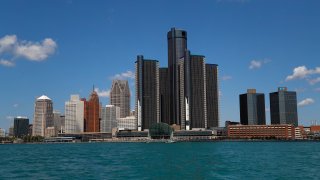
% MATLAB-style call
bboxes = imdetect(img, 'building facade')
[239,89,266,125]
[117,116,137,130]
[135,55,160,131]
[159,67,171,125]
[100,105,120,133]
[110,80,130,118]
[65,95,84,133]
[32,95,54,136]
[189,55,207,129]
[228,124,295,139]
[270,87,298,127]
[13,116,29,137]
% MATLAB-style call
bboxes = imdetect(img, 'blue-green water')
[0,142,320,179]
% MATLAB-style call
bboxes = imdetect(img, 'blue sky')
[1,0,320,130]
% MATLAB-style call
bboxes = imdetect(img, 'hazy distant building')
[101,105,120,133]
[206,64,219,128]
[0,128,5,137]
[110,80,130,118]
[53,111,65,135]
[240,89,266,125]
[65,95,84,133]
[32,95,54,136]
[270,87,298,127]
[13,116,29,137]
[135,55,160,131]
[85,90,100,132]
[117,116,137,130]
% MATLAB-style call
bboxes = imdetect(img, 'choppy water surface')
[0,142,320,179]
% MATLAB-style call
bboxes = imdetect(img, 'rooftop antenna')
[93,85,95,92]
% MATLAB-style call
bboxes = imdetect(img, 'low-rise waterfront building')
[117,116,137,130]
[227,124,295,139]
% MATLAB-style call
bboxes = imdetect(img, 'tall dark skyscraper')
[135,55,159,131]
[14,116,29,137]
[159,68,170,125]
[189,55,207,129]
[270,87,298,127]
[206,64,219,128]
[239,89,266,125]
[167,28,187,126]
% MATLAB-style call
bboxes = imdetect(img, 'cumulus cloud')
[14,38,57,61]
[249,59,270,70]
[13,104,19,108]
[0,35,17,53]
[0,59,15,67]
[298,98,315,107]
[111,70,135,80]
[0,34,57,67]
[94,88,110,98]
[286,66,320,82]
[222,75,232,81]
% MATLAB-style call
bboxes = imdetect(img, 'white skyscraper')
[100,105,120,133]
[33,95,54,136]
[65,95,84,133]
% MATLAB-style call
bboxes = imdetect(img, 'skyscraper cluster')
[239,87,298,126]
[136,28,219,131]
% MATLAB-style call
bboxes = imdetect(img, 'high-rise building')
[110,80,130,118]
[159,67,170,125]
[168,28,187,126]
[270,87,298,127]
[206,64,219,128]
[85,91,100,132]
[53,111,65,135]
[239,89,266,125]
[189,55,207,129]
[32,95,54,136]
[65,95,84,133]
[135,55,160,131]
[100,105,120,133]
[13,116,29,137]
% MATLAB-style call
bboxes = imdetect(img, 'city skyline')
[1,0,320,130]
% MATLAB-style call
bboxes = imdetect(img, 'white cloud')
[13,104,19,108]
[315,88,320,92]
[0,59,15,67]
[94,88,110,98]
[14,38,57,61]
[307,77,320,85]
[0,35,17,53]
[222,75,232,81]
[249,59,270,70]
[286,66,320,81]
[298,98,315,107]
[265,108,270,112]
[111,70,135,80]
[0,35,57,67]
